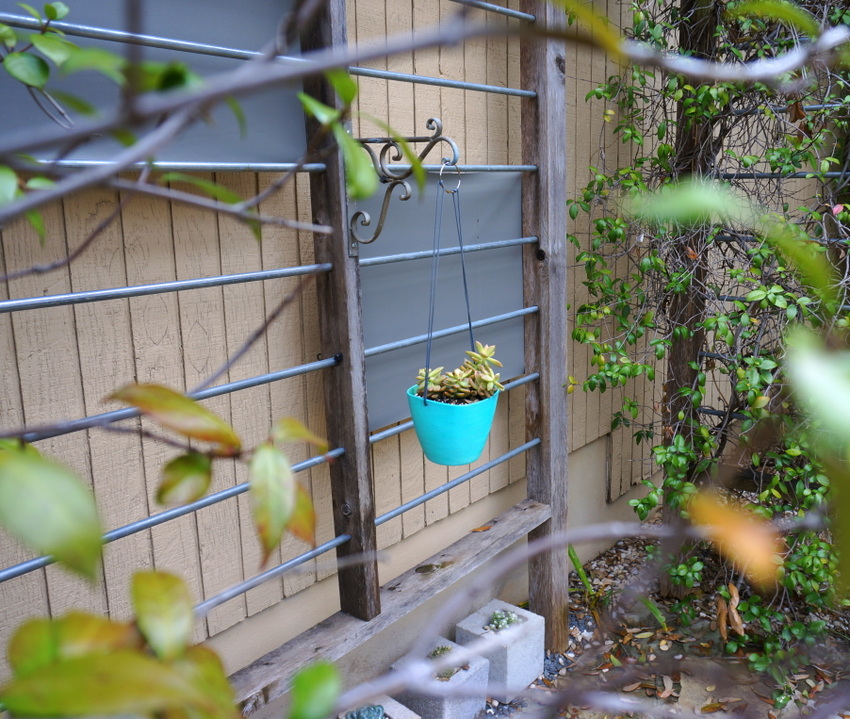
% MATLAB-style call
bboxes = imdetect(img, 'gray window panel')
[356,172,525,430]
[0,0,306,164]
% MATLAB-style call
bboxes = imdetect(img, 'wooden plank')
[65,186,153,621]
[215,171,279,618]
[0,225,50,683]
[301,0,381,621]
[5,199,106,619]
[230,498,552,710]
[399,429,426,537]
[520,0,570,651]
[373,437,403,549]
[166,173,225,640]
[256,175,314,597]
[508,384,526,482]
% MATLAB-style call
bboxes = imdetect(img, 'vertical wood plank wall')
[0,0,653,680]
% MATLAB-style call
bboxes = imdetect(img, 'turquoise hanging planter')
[407,386,500,466]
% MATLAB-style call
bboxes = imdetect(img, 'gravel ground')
[476,533,850,719]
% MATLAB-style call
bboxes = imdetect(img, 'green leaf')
[61,46,125,83]
[110,383,241,452]
[325,68,358,105]
[0,165,19,207]
[0,23,18,48]
[171,646,239,719]
[49,89,96,115]
[726,0,820,38]
[158,452,212,505]
[43,1,70,20]
[786,329,850,447]
[17,3,41,21]
[0,453,103,579]
[25,176,55,190]
[131,571,194,661]
[359,114,426,194]
[4,52,49,88]
[26,210,46,242]
[225,95,247,139]
[289,662,341,719]
[31,33,74,66]
[110,127,137,147]
[334,125,378,200]
[627,178,754,228]
[159,172,243,204]
[249,443,296,564]
[298,92,340,125]
[7,619,55,678]
[0,650,216,716]
[271,418,328,453]
[745,288,767,302]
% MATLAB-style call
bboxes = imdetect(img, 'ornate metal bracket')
[349,118,459,256]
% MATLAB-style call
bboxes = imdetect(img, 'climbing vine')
[570,0,850,686]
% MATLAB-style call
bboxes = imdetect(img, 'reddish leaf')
[716,596,728,642]
[287,484,316,547]
[171,646,238,719]
[470,525,493,533]
[131,571,194,660]
[249,443,295,564]
[0,453,103,580]
[110,384,240,452]
[0,650,216,716]
[271,418,328,453]
[157,452,212,506]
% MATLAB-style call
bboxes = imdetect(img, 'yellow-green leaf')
[726,0,820,38]
[249,443,295,564]
[289,662,341,719]
[110,384,241,452]
[0,453,102,579]
[334,125,378,200]
[131,571,194,661]
[171,646,239,719]
[0,650,215,716]
[31,34,74,66]
[325,68,358,106]
[0,165,19,207]
[271,417,328,453]
[288,484,316,547]
[158,452,212,505]
[9,612,141,678]
[298,92,340,125]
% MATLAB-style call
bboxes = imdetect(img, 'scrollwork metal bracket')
[348,118,459,256]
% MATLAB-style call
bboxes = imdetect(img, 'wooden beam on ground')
[520,0,570,651]
[300,1,381,621]
[230,499,552,713]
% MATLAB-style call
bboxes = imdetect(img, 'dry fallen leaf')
[689,491,786,588]
[470,525,492,533]
[622,682,643,692]
[716,596,729,642]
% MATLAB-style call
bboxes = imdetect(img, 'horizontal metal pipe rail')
[397,164,536,172]
[0,264,332,314]
[0,447,345,584]
[364,306,538,357]
[194,532,352,618]
[196,438,541,615]
[375,439,540,526]
[368,372,540,443]
[39,160,328,172]
[448,0,536,21]
[359,237,536,268]
[732,103,845,116]
[721,171,849,180]
[12,356,341,443]
[350,66,533,97]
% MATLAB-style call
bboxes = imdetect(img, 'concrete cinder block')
[392,638,489,719]
[341,695,420,719]
[455,599,544,702]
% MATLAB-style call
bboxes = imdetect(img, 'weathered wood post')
[300,0,381,621]
[520,0,570,651]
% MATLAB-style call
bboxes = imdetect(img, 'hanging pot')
[406,386,500,466]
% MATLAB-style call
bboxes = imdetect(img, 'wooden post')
[300,0,381,621]
[520,0,570,651]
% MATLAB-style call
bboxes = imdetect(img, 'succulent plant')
[415,342,504,403]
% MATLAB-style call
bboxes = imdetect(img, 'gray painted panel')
[0,0,306,163]
[356,172,525,430]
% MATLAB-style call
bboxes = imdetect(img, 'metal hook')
[349,180,412,248]
[438,161,461,193]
